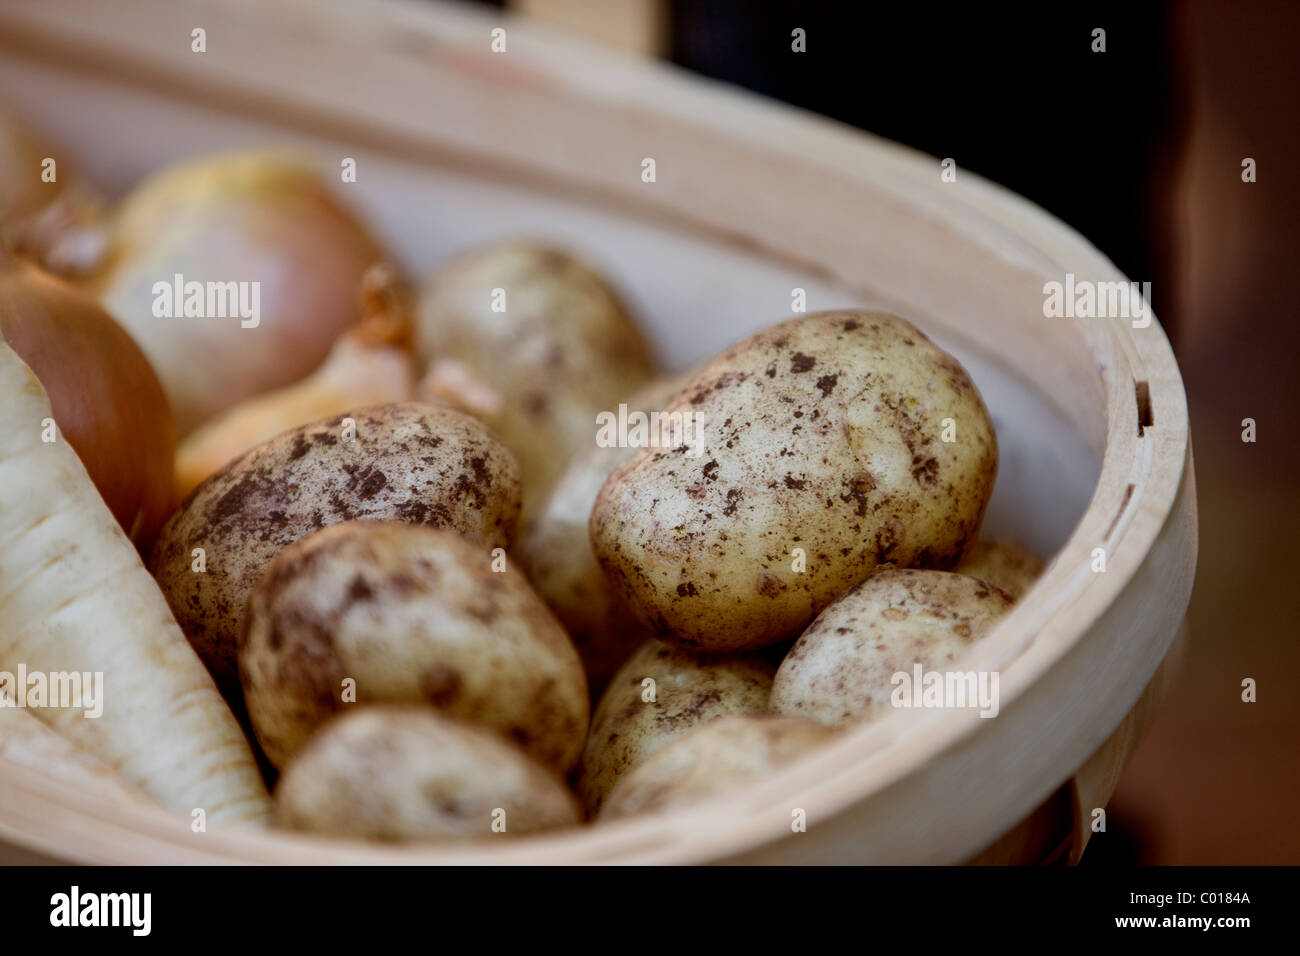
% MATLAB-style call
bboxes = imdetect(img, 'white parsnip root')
[0,341,269,824]
[0,691,149,806]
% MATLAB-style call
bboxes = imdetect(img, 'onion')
[77,152,386,435]
[0,249,176,552]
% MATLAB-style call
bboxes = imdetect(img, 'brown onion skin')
[0,252,176,552]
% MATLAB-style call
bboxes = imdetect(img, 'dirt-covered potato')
[240,521,588,772]
[955,538,1044,600]
[600,714,838,819]
[415,242,657,524]
[151,403,520,695]
[591,311,998,653]
[519,373,691,691]
[273,707,581,842]
[769,569,1013,727]
[575,639,774,814]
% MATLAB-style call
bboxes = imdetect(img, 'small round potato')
[240,521,588,772]
[273,707,581,842]
[415,242,657,525]
[151,403,520,695]
[590,311,998,653]
[955,538,1044,600]
[519,373,691,691]
[769,569,1014,727]
[575,639,775,814]
[600,714,839,819]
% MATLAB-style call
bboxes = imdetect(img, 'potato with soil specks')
[240,521,588,772]
[151,403,520,696]
[519,373,692,691]
[591,311,998,653]
[600,714,839,819]
[273,707,581,842]
[770,569,1013,727]
[575,638,774,814]
[956,538,1044,600]
[416,242,657,525]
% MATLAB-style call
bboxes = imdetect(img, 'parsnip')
[0,691,149,806]
[0,340,269,824]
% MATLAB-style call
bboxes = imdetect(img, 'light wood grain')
[512,0,667,56]
[0,0,1196,864]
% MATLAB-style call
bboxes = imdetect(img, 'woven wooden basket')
[0,0,1196,864]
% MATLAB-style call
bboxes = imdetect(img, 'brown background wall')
[1100,0,1300,865]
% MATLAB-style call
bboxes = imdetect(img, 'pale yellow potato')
[591,311,998,653]
[769,569,1014,727]
[956,538,1045,600]
[151,402,520,696]
[519,373,692,691]
[600,714,839,819]
[273,707,581,842]
[240,521,588,773]
[415,242,657,525]
[575,639,775,815]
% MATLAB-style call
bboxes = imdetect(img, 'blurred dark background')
[490,0,1300,864]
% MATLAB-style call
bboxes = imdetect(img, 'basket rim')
[0,0,1194,864]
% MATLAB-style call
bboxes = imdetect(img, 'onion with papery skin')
[0,249,176,552]
[173,263,416,497]
[76,152,385,435]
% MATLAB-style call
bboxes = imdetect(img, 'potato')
[273,707,581,842]
[415,242,657,524]
[600,714,838,819]
[769,569,1014,727]
[519,373,691,691]
[151,403,520,695]
[955,538,1044,600]
[575,639,774,814]
[240,521,588,772]
[591,311,998,653]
